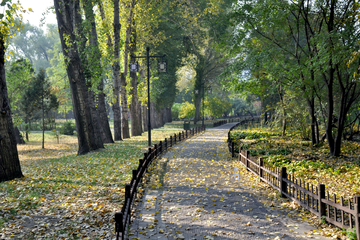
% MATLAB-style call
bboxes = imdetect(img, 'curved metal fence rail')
[114,126,206,240]
[228,123,360,240]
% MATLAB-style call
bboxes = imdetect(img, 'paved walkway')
[129,123,330,240]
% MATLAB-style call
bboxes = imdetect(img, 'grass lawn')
[0,125,184,239]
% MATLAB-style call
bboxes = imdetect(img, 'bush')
[171,103,181,120]
[60,122,75,135]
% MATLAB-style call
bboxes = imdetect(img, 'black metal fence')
[114,126,205,240]
[228,124,360,240]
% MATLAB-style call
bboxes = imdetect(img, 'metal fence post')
[259,158,264,181]
[318,184,326,223]
[115,212,123,238]
[231,142,235,158]
[239,147,242,163]
[246,150,250,169]
[280,167,288,198]
[154,144,158,156]
[132,169,138,181]
[355,196,360,240]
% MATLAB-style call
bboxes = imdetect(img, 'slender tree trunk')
[129,22,142,136]
[54,0,101,155]
[120,73,130,138]
[111,0,122,141]
[194,58,204,124]
[84,0,114,144]
[0,34,23,182]
[42,98,45,149]
[130,72,142,136]
[307,96,319,145]
[142,105,148,132]
[120,0,136,139]
[25,116,29,141]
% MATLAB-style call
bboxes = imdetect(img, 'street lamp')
[130,47,166,147]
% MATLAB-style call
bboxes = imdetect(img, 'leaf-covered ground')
[230,127,360,239]
[0,128,181,239]
[230,127,360,198]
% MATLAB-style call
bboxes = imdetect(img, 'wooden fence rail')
[114,126,206,240]
[228,123,360,240]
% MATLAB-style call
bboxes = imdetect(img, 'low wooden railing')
[115,126,205,240]
[228,126,360,240]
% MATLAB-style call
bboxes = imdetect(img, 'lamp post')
[130,47,166,147]
[195,83,212,128]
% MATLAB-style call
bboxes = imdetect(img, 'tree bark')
[120,0,136,139]
[54,0,102,155]
[0,34,23,182]
[129,21,142,136]
[111,0,122,141]
[84,0,114,144]
[142,104,148,132]
[130,71,142,136]
[120,73,130,138]
[88,90,104,148]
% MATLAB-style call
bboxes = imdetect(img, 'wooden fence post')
[259,158,264,181]
[170,136,172,147]
[318,184,326,223]
[159,141,162,153]
[280,167,288,198]
[355,196,360,240]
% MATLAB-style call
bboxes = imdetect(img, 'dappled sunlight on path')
[130,123,330,239]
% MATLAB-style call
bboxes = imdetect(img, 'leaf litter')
[0,130,180,239]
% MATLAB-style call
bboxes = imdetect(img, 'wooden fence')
[228,123,360,240]
[114,126,205,240]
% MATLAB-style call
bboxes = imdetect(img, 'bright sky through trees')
[18,0,56,31]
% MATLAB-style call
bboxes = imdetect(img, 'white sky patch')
[17,0,57,31]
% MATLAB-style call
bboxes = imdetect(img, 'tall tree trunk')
[120,0,136,139]
[0,34,23,182]
[130,72,142,136]
[307,96,319,145]
[120,73,130,138]
[88,91,104,148]
[42,98,45,149]
[84,0,114,144]
[194,57,205,124]
[129,21,142,136]
[142,105,148,132]
[74,0,104,150]
[54,0,101,155]
[111,0,122,141]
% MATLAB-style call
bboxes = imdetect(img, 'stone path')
[129,123,330,240]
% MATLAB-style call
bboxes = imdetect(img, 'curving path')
[129,123,330,240]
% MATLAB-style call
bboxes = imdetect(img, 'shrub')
[60,122,75,135]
